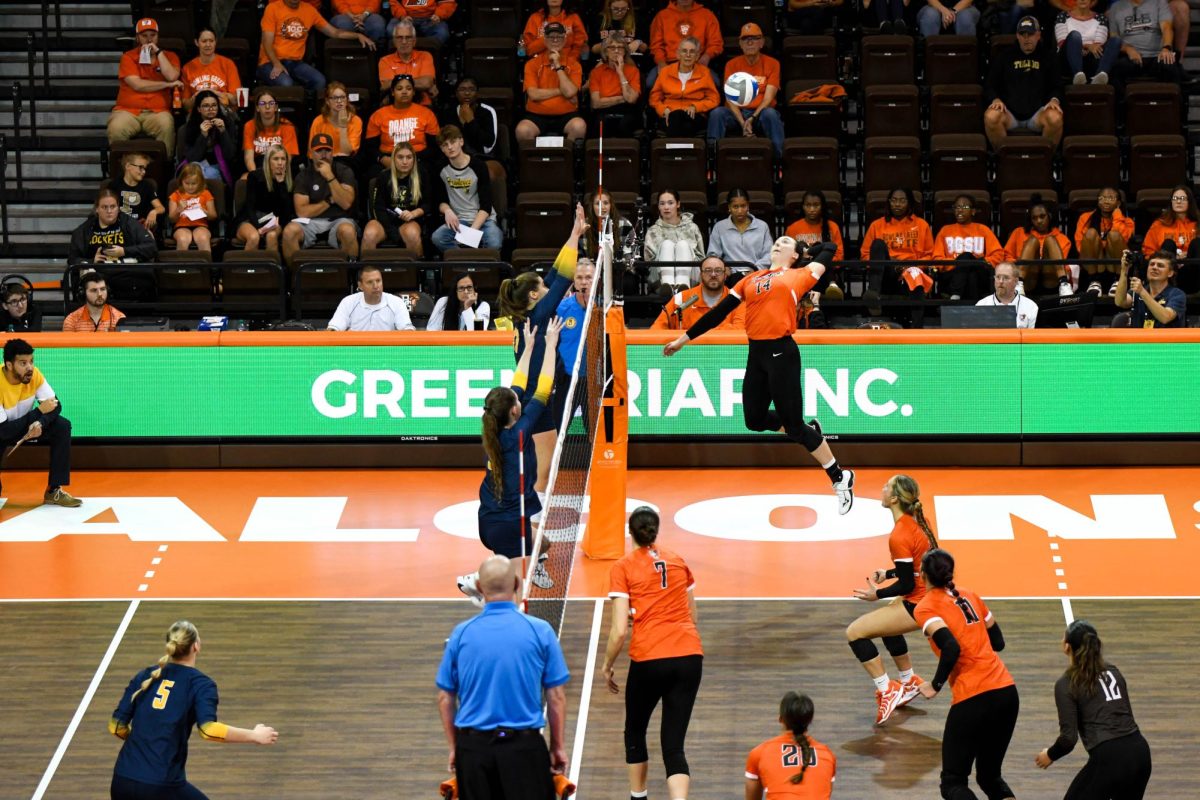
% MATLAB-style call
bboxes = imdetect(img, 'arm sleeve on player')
[197,720,230,741]
[685,294,742,340]
[875,561,915,599]
[930,627,961,692]
[987,621,1006,652]
[553,243,578,280]
[1047,676,1080,760]
[511,370,529,392]
[533,374,554,403]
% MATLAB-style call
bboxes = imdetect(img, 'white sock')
[631,791,647,799]
[821,456,837,469]
[873,674,891,692]
[898,668,914,683]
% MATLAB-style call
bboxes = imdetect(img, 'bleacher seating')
[0,0,1196,329]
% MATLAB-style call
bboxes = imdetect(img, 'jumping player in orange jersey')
[914,549,1019,800]
[663,238,855,514]
[846,474,937,725]
[602,506,704,800]
[744,691,836,800]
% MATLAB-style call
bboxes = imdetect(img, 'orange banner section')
[11,329,1198,350]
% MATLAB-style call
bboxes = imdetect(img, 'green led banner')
[29,341,1200,439]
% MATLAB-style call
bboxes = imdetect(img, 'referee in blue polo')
[437,554,570,799]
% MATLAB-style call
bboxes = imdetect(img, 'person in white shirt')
[976,261,1039,328]
[327,265,415,331]
[426,272,491,331]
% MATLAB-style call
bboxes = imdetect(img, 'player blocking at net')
[663,238,855,513]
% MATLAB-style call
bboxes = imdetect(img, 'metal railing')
[0,133,8,249]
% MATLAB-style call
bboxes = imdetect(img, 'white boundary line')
[568,599,604,795]
[31,599,139,800]
[1061,597,1075,623]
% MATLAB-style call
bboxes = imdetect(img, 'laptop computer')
[940,305,1017,329]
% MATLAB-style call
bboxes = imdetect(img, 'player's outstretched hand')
[852,575,880,602]
[252,724,278,745]
[918,682,939,700]
[544,316,565,348]
[662,335,688,357]
[570,202,589,239]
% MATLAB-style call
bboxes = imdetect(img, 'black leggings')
[624,654,703,778]
[742,337,823,451]
[112,775,210,800]
[1064,732,1152,800]
[940,684,1019,800]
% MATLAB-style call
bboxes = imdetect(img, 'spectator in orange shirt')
[107,18,182,152]
[523,0,589,62]
[602,506,705,800]
[181,29,241,110]
[1142,184,1199,292]
[652,256,747,330]
[365,75,441,167]
[786,189,846,299]
[308,82,363,166]
[515,22,587,146]
[707,24,784,157]
[168,164,218,253]
[387,0,455,45]
[931,194,1004,302]
[649,0,721,71]
[861,188,935,321]
[257,0,375,92]
[649,37,720,138]
[1075,186,1134,295]
[62,272,126,333]
[376,19,437,105]
[591,0,648,59]
[330,0,386,45]
[242,88,300,173]
[1003,196,1075,296]
[588,37,641,137]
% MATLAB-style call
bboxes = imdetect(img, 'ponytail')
[498,272,542,324]
[130,620,198,705]
[1065,620,1106,697]
[779,691,815,785]
[481,386,517,500]
[888,474,937,549]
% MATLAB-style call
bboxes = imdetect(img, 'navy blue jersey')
[513,246,576,387]
[478,390,546,522]
[111,664,219,786]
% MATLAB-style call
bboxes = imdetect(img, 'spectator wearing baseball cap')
[917,0,981,38]
[107,18,182,151]
[785,0,845,35]
[257,0,376,93]
[515,21,587,146]
[707,23,784,157]
[281,132,361,269]
[522,1,589,62]
[984,16,1064,150]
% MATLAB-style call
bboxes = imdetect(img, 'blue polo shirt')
[555,292,586,373]
[1131,285,1186,328]
[436,601,569,730]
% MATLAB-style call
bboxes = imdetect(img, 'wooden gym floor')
[1,466,1198,798]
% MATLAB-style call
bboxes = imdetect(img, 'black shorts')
[112,775,210,800]
[903,600,917,617]
[522,111,581,137]
[478,514,537,558]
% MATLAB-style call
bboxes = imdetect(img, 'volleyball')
[723,71,760,107]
